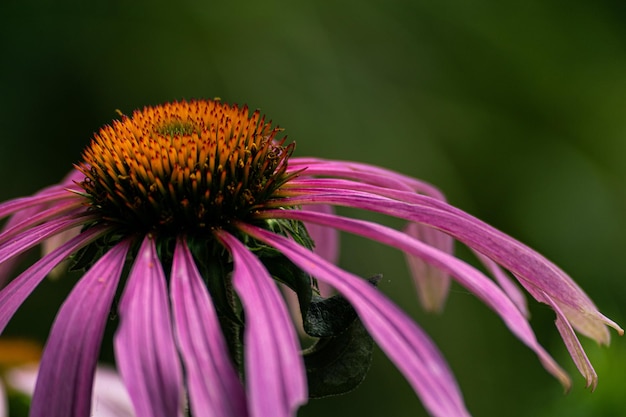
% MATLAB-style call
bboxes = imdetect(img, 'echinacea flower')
[0,338,133,417]
[0,99,621,417]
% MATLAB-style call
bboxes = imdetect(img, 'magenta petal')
[521,283,598,390]
[0,214,93,266]
[0,226,106,333]
[260,209,571,389]
[30,239,131,417]
[288,157,447,200]
[0,190,77,220]
[404,222,452,312]
[0,199,83,245]
[0,209,61,288]
[114,236,184,417]
[473,252,529,317]
[216,230,307,417]
[276,186,623,342]
[170,238,248,417]
[303,204,340,265]
[302,204,338,297]
[238,223,471,417]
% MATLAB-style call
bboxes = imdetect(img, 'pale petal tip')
[607,318,624,337]
[598,313,623,342]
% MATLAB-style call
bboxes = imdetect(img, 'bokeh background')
[1,0,626,416]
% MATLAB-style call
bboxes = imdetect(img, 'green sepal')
[261,255,313,321]
[246,217,316,320]
[302,275,380,398]
[69,230,124,272]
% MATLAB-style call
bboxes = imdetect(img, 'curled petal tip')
[605,316,624,337]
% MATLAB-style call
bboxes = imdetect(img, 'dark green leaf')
[302,275,381,398]
[304,316,374,398]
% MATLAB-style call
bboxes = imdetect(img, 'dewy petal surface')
[216,230,307,417]
[170,238,248,417]
[114,236,184,417]
[31,240,131,417]
[239,223,471,417]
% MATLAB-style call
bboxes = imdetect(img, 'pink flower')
[0,99,620,417]
[3,364,134,417]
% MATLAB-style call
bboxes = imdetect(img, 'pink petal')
[90,366,136,417]
[288,157,446,200]
[0,214,95,266]
[301,204,338,297]
[303,204,340,265]
[276,183,623,342]
[0,199,83,245]
[170,237,248,417]
[238,222,471,417]
[30,239,131,417]
[114,236,184,417]
[216,230,307,417]
[259,208,571,389]
[404,222,453,312]
[473,252,529,317]
[0,226,106,333]
[0,189,78,220]
[522,283,598,390]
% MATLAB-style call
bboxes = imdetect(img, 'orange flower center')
[78,99,294,235]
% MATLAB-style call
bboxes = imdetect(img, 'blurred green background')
[1,0,626,416]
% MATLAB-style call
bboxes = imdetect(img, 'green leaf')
[302,275,381,398]
[303,315,375,398]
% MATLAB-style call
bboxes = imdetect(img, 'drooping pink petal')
[473,252,529,317]
[0,189,78,220]
[302,204,338,298]
[287,157,447,200]
[0,226,106,333]
[289,163,456,311]
[0,205,56,288]
[216,230,307,417]
[170,237,248,417]
[303,204,340,265]
[238,222,471,417]
[30,239,131,417]
[258,208,571,388]
[114,236,184,417]
[0,214,95,266]
[41,226,83,279]
[404,222,453,313]
[275,183,623,342]
[521,283,598,390]
[0,200,83,245]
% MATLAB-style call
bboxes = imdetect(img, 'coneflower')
[0,99,620,417]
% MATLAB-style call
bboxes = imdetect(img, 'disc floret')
[78,99,295,235]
